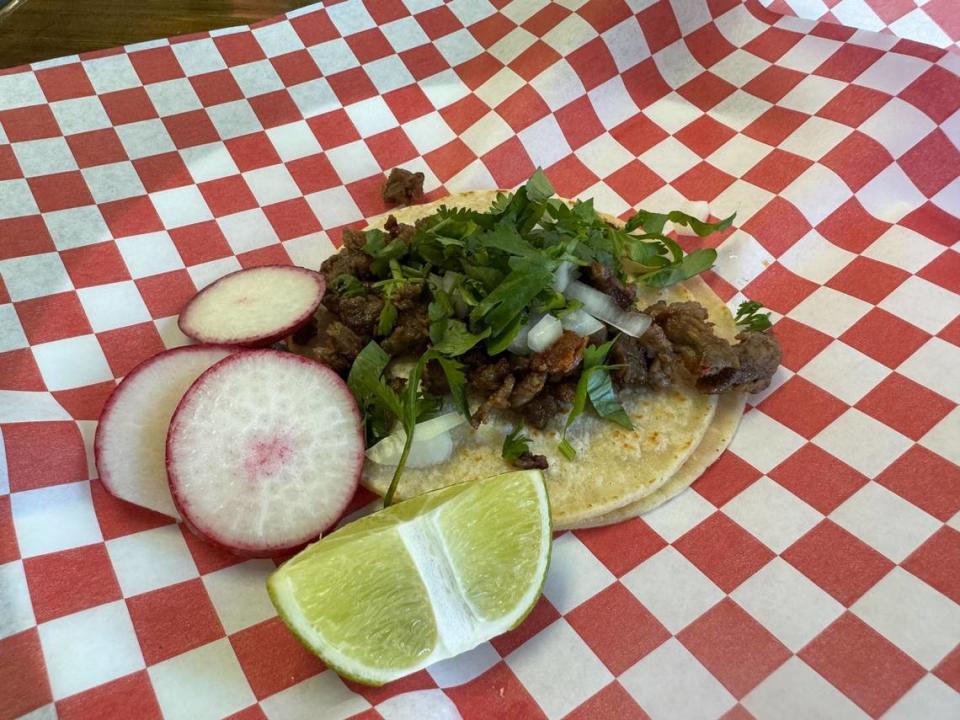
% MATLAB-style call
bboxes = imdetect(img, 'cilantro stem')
[383,429,413,507]
[382,350,433,507]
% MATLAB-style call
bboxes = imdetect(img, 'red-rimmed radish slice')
[178,266,325,347]
[94,345,237,519]
[167,350,363,557]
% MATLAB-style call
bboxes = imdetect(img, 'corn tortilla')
[354,192,734,529]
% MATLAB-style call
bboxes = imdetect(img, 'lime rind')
[267,470,552,686]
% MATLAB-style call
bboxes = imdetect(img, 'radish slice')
[564,281,652,337]
[95,345,236,519]
[178,265,325,347]
[561,308,604,337]
[527,314,562,353]
[167,350,363,557]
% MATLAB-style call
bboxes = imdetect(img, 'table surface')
[0,0,310,69]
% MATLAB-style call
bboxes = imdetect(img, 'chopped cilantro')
[735,300,773,332]
[501,425,533,461]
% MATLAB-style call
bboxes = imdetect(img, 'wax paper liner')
[1,1,958,718]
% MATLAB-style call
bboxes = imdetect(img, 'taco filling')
[289,170,781,526]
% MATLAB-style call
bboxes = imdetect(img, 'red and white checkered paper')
[1,1,959,718]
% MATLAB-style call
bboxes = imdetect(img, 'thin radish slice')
[167,350,363,557]
[178,265,325,347]
[94,345,237,519]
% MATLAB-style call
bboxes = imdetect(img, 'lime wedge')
[267,470,552,686]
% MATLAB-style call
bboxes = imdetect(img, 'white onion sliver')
[527,315,563,353]
[411,412,467,440]
[564,281,652,338]
[508,313,543,355]
[552,261,576,292]
[365,412,466,467]
[561,308,604,337]
[366,432,454,468]
[405,432,454,468]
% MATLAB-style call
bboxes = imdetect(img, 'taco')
[289,172,780,529]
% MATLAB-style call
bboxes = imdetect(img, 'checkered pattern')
[762,0,960,55]
[1,0,958,718]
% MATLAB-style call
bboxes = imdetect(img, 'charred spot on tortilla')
[287,171,780,525]
[382,167,425,205]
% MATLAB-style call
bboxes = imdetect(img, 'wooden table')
[0,0,310,69]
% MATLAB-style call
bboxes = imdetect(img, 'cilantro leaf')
[477,223,541,258]
[502,425,532,461]
[383,350,432,507]
[432,318,489,356]
[640,248,718,289]
[331,273,365,298]
[558,339,633,458]
[586,362,633,430]
[624,210,734,237]
[525,168,555,202]
[347,341,403,445]
[735,300,773,332]
[470,269,553,341]
[436,355,470,420]
[377,299,398,336]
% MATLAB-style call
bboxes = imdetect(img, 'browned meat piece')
[387,376,407,395]
[471,375,515,427]
[510,372,547,408]
[647,301,736,380]
[510,354,531,372]
[530,331,587,379]
[512,452,548,470]
[521,392,561,429]
[382,168,425,205]
[421,360,450,396]
[550,380,577,404]
[382,306,430,356]
[468,357,512,395]
[587,261,636,309]
[320,245,371,284]
[587,326,608,346]
[384,215,417,243]
[391,281,425,311]
[644,301,780,394]
[336,293,384,337]
[310,321,364,374]
[611,327,679,390]
[640,325,680,389]
[342,227,367,251]
[700,331,781,394]
[292,314,318,345]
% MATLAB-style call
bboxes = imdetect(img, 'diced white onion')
[527,314,563,353]
[674,200,710,237]
[508,313,543,355]
[366,412,466,467]
[552,261,576,292]
[564,280,652,338]
[561,308,604,337]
